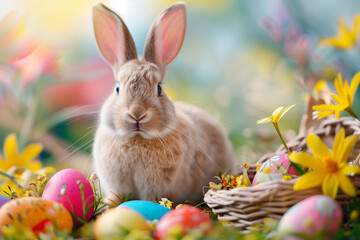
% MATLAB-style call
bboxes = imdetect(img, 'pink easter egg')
[252,154,297,186]
[42,169,94,226]
[278,195,343,239]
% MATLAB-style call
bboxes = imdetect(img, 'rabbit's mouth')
[124,121,153,139]
[135,122,141,131]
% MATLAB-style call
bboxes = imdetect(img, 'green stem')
[273,122,291,154]
[346,107,359,120]
[0,170,23,189]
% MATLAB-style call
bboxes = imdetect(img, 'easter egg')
[252,154,298,185]
[42,168,94,226]
[154,206,212,239]
[0,197,72,236]
[117,200,171,221]
[0,194,10,208]
[278,195,343,239]
[94,208,151,240]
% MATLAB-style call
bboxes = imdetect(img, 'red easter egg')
[154,206,212,239]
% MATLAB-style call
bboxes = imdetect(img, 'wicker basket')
[204,117,360,230]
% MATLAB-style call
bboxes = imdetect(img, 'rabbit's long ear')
[93,4,137,68]
[144,2,186,74]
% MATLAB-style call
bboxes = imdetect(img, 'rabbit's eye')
[157,83,162,96]
[115,83,120,95]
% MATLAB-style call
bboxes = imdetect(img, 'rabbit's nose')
[128,105,146,121]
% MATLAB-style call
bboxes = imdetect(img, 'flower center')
[324,158,339,173]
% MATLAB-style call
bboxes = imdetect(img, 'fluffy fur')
[92,2,234,204]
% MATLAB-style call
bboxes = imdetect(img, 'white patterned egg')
[252,154,297,185]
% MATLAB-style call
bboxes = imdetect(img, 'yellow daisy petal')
[331,93,344,105]
[315,110,334,119]
[338,174,356,197]
[322,174,339,199]
[275,104,296,122]
[338,19,356,48]
[337,135,359,164]
[318,38,345,49]
[350,72,360,97]
[272,106,284,120]
[293,171,325,191]
[4,133,19,164]
[335,73,345,99]
[20,143,43,165]
[24,160,42,171]
[306,133,331,158]
[332,128,345,159]
[344,80,352,104]
[0,155,11,171]
[256,117,272,124]
[289,151,323,169]
[341,165,360,176]
[334,105,347,119]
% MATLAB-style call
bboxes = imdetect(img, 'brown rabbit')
[92,2,234,204]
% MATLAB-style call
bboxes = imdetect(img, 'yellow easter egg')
[94,207,151,240]
[0,197,73,237]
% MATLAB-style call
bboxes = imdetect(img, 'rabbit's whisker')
[63,128,95,153]
[54,104,101,124]
[67,113,99,125]
[59,133,95,162]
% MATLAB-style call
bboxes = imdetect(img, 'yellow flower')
[23,189,33,197]
[0,133,43,172]
[0,133,43,196]
[209,183,217,190]
[319,14,360,49]
[256,104,296,124]
[256,162,261,172]
[257,104,296,154]
[0,176,23,197]
[313,73,360,119]
[37,173,47,184]
[350,210,359,220]
[159,198,173,209]
[289,128,360,198]
[312,104,346,119]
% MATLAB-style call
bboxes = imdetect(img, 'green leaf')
[290,161,307,176]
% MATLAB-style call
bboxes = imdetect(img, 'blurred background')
[0,0,360,175]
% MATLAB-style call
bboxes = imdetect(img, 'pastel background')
[0,0,359,174]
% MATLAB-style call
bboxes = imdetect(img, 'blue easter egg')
[0,194,10,208]
[117,200,171,221]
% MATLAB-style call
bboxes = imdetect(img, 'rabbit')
[92,2,235,204]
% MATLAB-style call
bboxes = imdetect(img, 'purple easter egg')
[0,194,10,208]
